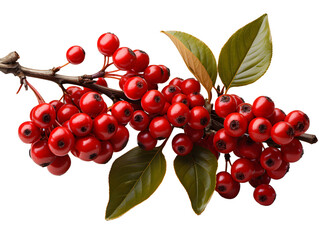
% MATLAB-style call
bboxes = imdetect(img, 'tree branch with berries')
[0,14,317,220]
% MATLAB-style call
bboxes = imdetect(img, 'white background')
[0,0,318,239]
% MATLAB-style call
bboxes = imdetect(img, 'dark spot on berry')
[24,129,32,136]
[136,81,144,89]
[235,172,245,180]
[40,162,51,167]
[246,136,254,145]
[89,153,98,160]
[168,86,176,93]
[280,109,286,115]
[258,124,267,133]
[93,93,102,102]
[258,195,267,202]
[128,48,135,57]
[134,114,143,122]
[166,67,171,77]
[177,116,186,124]
[265,96,273,102]
[304,113,309,122]
[295,122,305,132]
[42,114,51,123]
[221,95,230,103]
[160,67,164,75]
[200,117,208,126]
[154,96,161,103]
[138,50,146,54]
[138,141,145,149]
[58,140,65,148]
[124,109,131,117]
[81,126,87,132]
[181,99,188,105]
[216,140,226,150]
[108,123,116,133]
[193,92,199,95]
[241,104,251,113]
[266,158,274,167]
[217,185,226,192]
[287,126,295,137]
[177,146,185,153]
[230,120,240,130]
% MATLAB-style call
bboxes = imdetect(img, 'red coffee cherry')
[224,113,248,137]
[281,138,303,163]
[30,140,56,167]
[141,90,166,114]
[158,65,170,83]
[215,94,237,118]
[249,172,271,188]
[267,160,290,180]
[149,116,172,139]
[47,155,71,176]
[233,135,263,159]
[213,128,237,153]
[271,121,294,145]
[93,141,114,164]
[31,103,56,128]
[218,180,240,199]
[167,103,190,127]
[268,108,286,125]
[172,133,193,156]
[72,136,101,161]
[284,110,310,136]
[184,124,203,142]
[64,86,85,107]
[260,147,283,171]
[111,101,133,125]
[112,47,136,70]
[248,117,272,142]
[110,125,129,152]
[171,93,189,107]
[188,106,210,130]
[48,127,75,156]
[18,121,41,144]
[161,85,182,103]
[252,96,275,118]
[143,65,163,84]
[49,100,64,112]
[215,171,237,194]
[79,92,105,118]
[237,103,254,123]
[57,104,80,124]
[131,50,149,72]
[231,158,255,183]
[187,93,205,108]
[97,33,120,56]
[137,130,157,151]
[129,110,150,131]
[69,113,93,137]
[253,184,276,206]
[123,76,148,100]
[66,45,85,64]
[93,114,118,140]
[180,78,200,95]
[169,77,184,88]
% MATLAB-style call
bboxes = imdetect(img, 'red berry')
[97,33,120,56]
[119,72,139,90]
[30,140,56,167]
[69,113,93,137]
[160,102,171,115]
[110,125,129,152]
[233,135,262,159]
[79,92,105,118]
[260,147,283,171]
[18,121,41,144]
[143,65,164,84]
[197,133,219,158]
[252,96,275,118]
[95,77,108,87]
[93,114,118,140]
[57,104,80,124]
[172,133,193,156]
[214,94,237,118]
[268,108,286,125]
[180,78,200,95]
[112,47,136,70]
[49,100,64,112]
[184,124,203,142]
[215,171,237,194]
[250,158,265,178]
[169,77,183,88]
[218,181,240,199]
[93,141,114,164]
[149,116,172,139]
[167,103,190,127]
[248,117,272,142]
[72,136,101,161]
[66,46,85,64]
[171,93,189,107]
[141,90,166,114]
[271,121,294,145]
[249,172,271,188]
[187,93,205,108]
[131,50,150,72]
[129,110,150,131]
[158,65,170,83]
[224,113,248,137]
[231,94,244,106]
[47,155,71,176]
[281,138,303,163]
[284,110,310,136]
[123,76,148,100]
[137,130,157,151]
[237,103,254,123]
[31,103,56,128]
[213,128,237,153]
[267,160,290,180]
[64,86,84,107]
[231,158,255,183]
[111,101,133,125]
[188,106,210,130]
[253,184,276,206]
[48,127,75,156]
[161,84,182,103]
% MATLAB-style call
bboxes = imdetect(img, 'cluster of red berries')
[213,94,310,206]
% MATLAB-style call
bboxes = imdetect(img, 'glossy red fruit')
[111,101,133,125]
[141,90,166,114]
[160,102,171,115]
[129,110,150,131]
[267,160,290,180]
[158,65,170,83]
[30,140,56,167]
[69,113,93,137]
[171,93,189,107]
[169,77,183,88]
[237,103,254,123]
[284,110,310,136]
[184,125,203,142]
[93,114,118,140]
[253,184,276,206]
[143,65,164,84]
[268,108,286,125]
[249,172,271,188]
[180,78,200,95]
[214,94,237,118]
[213,128,237,153]
[271,121,294,145]
[188,106,210,130]
[79,92,105,118]
[47,155,71,176]
[161,85,182,103]
[215,171,237,194]
[131,50,149,72]
[57,104,80,124]
[97,33,120,56]
[187,93,205,108]
[49,100,64,112]
[18,121,41,144]
[218,181,240,199]
[110,125,129,152]
[248,117,272,142]
[231,94,244,106]
[149,116,172,139]
[72,136,101,161]
[112,47,136,70]
[93,141,114,164]
[123,76,148,100]
[48,127,74,156]
[172,133,193,156]
[250,158,265,178]
[167,103,190,127]
[233,135,262,159]
[137,131,157,151]
[95,77,108,87]
[231,158,255,183]
[281,138,303,163]
[31,103,56,128]
[260,147,283,171]
[252,96,275,118]
[224,113,248,137]
[64,86,84,107]
[66,46,85,64]
[119,72,139,90]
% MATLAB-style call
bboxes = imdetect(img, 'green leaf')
[162,31,217,100]
[174,145,218,215]
[218,14,272,92]
[105,146,166,220]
